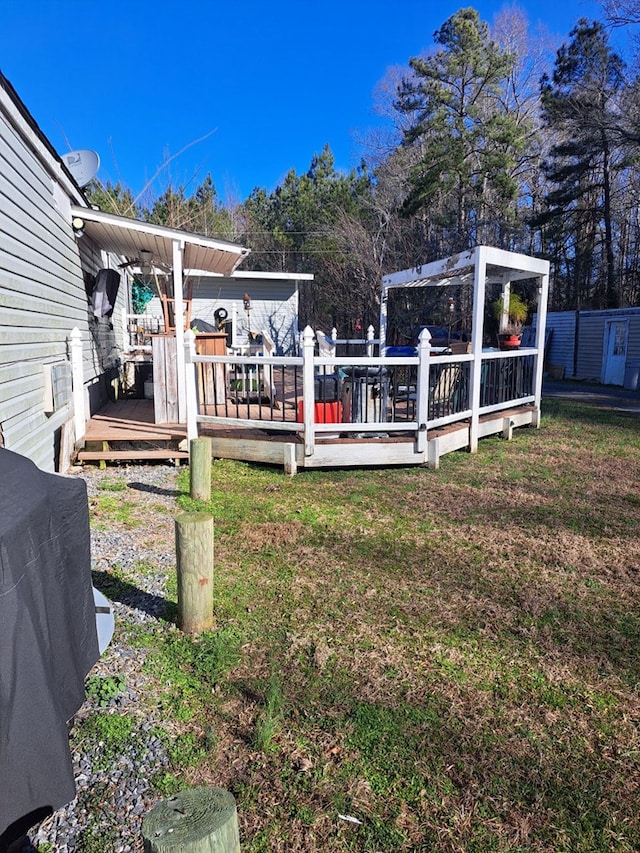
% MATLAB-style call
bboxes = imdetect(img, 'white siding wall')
[145,275,300,354]
[0,101,105,470]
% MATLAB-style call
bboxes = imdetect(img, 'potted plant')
[493,292,528,350]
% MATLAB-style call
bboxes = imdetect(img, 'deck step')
[77,449,189,461]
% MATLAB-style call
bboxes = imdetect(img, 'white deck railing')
[184,326,541,459]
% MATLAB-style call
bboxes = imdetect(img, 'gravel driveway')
[33,463,184,853]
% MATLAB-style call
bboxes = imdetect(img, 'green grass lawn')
[85,398,640,852]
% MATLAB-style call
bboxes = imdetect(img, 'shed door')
[602,319,628,385]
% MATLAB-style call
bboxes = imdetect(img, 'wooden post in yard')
[190,437,212,500]
[142,786,240,852]
[175,512,214,634]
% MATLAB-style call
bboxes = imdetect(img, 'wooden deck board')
[78,449,189,461]
[83,400,186,442]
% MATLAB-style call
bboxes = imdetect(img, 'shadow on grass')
[127,481,184,498]
[542,396,640,430]
[91,568,176,623]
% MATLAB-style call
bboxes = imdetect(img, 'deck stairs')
[76,399,189,465]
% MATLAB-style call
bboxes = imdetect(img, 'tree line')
[88,4,640,337]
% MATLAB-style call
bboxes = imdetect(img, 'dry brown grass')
[93,396,640,852]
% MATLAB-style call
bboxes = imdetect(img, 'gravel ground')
[32,463,185,853]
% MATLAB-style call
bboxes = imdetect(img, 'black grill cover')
[0,449,99,840]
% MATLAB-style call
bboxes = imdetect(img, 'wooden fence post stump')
[190,437,212,500]
[142,786,240,852]
[175,512,214,634]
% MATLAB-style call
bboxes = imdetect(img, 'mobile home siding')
[577,313,608,381]
[537,308,640,383]
[0,88,106,471]
[543,311,577,377]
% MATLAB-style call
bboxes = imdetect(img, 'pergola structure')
[380,246,550,452]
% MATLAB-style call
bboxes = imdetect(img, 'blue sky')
[1,0,625,206]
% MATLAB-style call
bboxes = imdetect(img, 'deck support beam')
[416,330,431,455]
[185,329,198,442]
[284,443,297,475]
[502,417,514,441]
[427,437,440,470]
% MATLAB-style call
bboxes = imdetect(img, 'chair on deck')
[229,329,277,404]
[259,329,276,403]
[386,346,418,417]
[431,363,465,418]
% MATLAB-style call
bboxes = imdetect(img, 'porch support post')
[302,325,316,457]
[173,238,186,422]
[231,302,238,348]
[533,268,550,418]
[415,328,431,454]
[184,328,198,442]
[69,326,86,444]
[469,246,487,454]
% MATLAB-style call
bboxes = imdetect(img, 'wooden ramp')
[77,399,189,464]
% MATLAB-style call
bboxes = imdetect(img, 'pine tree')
[395,8,524,251]
[538,19,626,308]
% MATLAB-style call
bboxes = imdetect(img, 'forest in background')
[87,3,640,341]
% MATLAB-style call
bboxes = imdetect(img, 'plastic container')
[297,400,343,423]
[386,345,418,357]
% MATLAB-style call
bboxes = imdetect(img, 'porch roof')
[69,205,250,275]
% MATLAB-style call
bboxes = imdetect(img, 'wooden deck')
[76,397,537,469]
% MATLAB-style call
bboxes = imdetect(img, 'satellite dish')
[62,149,100,187]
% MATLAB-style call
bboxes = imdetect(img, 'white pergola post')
[469,247,487,453]
[379,285,388,355]
[172,239,186,421]
[499,281,512,332]
[533,270,550,421]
